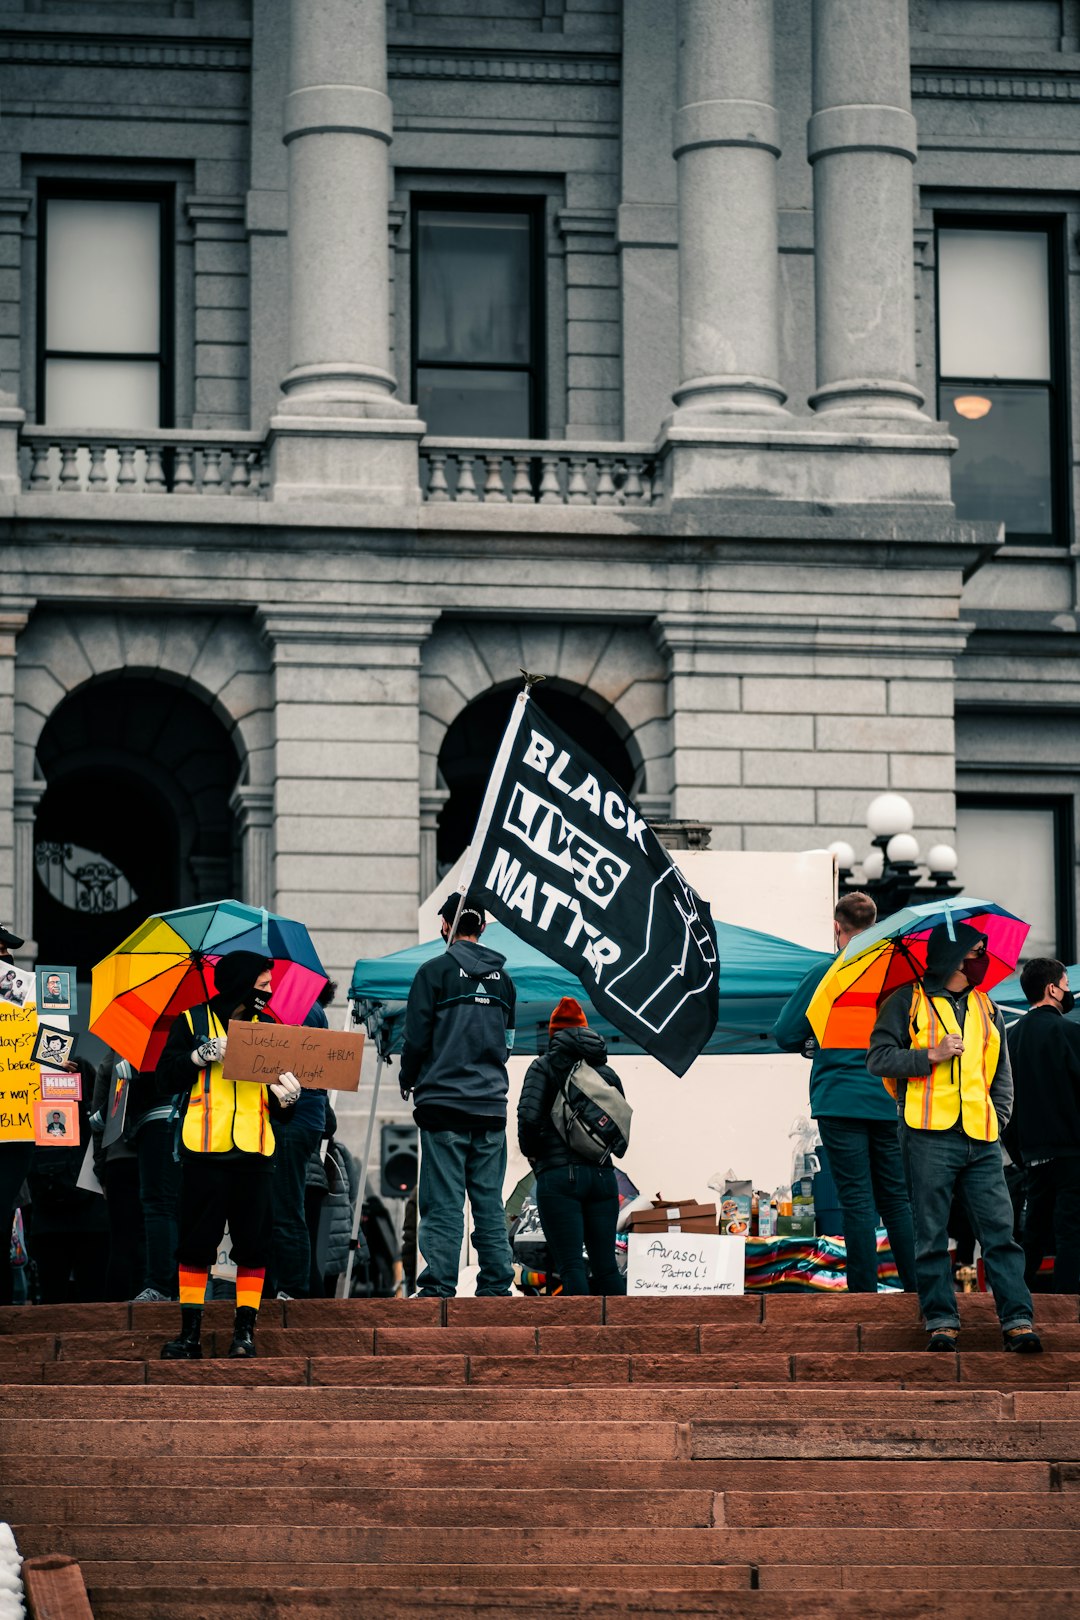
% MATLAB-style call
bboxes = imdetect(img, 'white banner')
[626,1232,745,1296]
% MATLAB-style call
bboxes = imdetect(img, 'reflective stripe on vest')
[180,1007,275,1157]
[903,984,1000,1141]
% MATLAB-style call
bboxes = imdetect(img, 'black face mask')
[961,954,990,988]
[1053,986,1076,1017]
[251,988,271,1015]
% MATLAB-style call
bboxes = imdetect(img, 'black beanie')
[212,951,273,1008]
[924,921,987,984]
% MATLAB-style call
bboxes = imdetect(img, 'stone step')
[82,1583,1080,1620]
[759,1564,1080,1591]
[2,1483,720,1529]
[4,1455,1053,1493]
[0,1381,1017,1415]
[10,1483,1078,1531]
[16,1523,1080,1566]
[691,1417,1080,1460]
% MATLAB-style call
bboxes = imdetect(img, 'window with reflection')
[956,797,1075,960]
[936,220,1063,541]
[413,201,542,437]
[39,188,170,428]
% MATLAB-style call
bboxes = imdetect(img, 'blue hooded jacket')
[774,959,897,1122]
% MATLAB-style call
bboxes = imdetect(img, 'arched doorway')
[436,684,640,873]
[33,675,243,973]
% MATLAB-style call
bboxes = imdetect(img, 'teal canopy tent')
[350,920,828,1057]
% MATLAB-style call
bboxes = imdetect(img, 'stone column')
[230,784,275,910]
[671,0,786,418]
[12,784,42,964]
[418,787,448,904]
[260,605,435,984]
[269,0,422,502]
[808,0,925,419]
[0,606,32,949]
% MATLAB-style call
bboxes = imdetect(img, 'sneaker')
[926,1328,960,1351]
[1003,1325,1043,1354]
[275,1292,293,1302]
[133,1288,169,1304]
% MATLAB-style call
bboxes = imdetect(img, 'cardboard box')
[629,1215,719,1236]
[648,1199,715,1219]
[630,1202,718,1236]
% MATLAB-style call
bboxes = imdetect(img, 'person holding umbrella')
[867,921,1041,1353]
[155,951,302,1359]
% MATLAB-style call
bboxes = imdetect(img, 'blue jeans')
[899,1123,1034,1333]
[817,1116,918,1294]
[536,1162,626,1296]
[416,1127,514,1298]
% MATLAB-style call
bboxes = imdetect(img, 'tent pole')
[338,1039,384,1300]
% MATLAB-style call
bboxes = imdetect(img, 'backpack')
[549,1060,632,1164]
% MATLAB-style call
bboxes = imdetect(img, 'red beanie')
[549,996,588,1036]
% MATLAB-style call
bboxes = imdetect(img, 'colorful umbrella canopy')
[90,899,327,1070]
[806,897,1029,1051]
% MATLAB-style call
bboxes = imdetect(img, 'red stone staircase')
[3,1291,1080,1618]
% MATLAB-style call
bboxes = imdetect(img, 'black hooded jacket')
[399,938,516,1127]
[867,921,1014,1129]
[1006,1004,1080,1162]
[518,1027,626,1173]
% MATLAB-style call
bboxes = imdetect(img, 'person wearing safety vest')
[868,920,1041,1354]
[154,951,302,1360]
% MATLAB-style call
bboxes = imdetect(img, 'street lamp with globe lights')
[831,794,964,914]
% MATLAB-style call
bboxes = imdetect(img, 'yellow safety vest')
[883,984,1000,1142]
[180,1006,275,1157]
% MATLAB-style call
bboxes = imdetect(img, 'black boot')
[160,1306,203,1360]
[228,1304,258,1358]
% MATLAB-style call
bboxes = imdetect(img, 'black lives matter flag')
[455,688,719,1077]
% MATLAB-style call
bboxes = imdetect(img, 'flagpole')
[445,673,543,946]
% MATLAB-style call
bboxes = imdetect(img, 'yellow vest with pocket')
[882,984,1000,1141]
[180,1006,275,1157]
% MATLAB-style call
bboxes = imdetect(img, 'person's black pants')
[177,1154,274,1271]
[31,1229,108,1304]
[0,1143,34,1307]
[268,1125,321,1297]
[103,1157,144,1301]
[137,1120,181,1296]
[1024,1156,1080,1294]
[535,1162,625,1296]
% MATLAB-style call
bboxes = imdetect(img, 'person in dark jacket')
[399,893,516,1298]
[267,979,336,1300]
[1005,957,1080,1295]
[91,1054,183,1302]
[154,951,301,1359]
[518,997,626,1296]
[774,891,916,1294]
[868,920,1039,1353]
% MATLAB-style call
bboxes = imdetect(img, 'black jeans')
[103,1157,145,1300]
[137,1119,181,1297]
[1023,1156,1080,1295]
[535,1162,625,1296]
[268,1125,321,1297]
[177,1154,274,1271]
[816,1116,918,1293]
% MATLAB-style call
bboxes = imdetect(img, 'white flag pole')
[444,676,540,946]
[339,1014,383,1301]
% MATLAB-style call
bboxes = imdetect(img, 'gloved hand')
[270,1071,302,1105]
[192,1036,227,1065]
[399,1079,413,1103]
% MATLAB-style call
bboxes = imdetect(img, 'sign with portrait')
[37,966,77,1015]
[34,1098,79,1146]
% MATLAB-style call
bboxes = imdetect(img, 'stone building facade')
[0,0,1077,1001]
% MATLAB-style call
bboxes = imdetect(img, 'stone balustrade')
[19,428,268,497]
[420,439,661,506]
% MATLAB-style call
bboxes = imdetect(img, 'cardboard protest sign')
[626,1231,745,1296]
[41,1069,82,1101]
[0,1004,41,1141]
[34,1098,79,1146]
[37,966,77,1015]
[225,1021,364,1091]
[32,1024,75,1068]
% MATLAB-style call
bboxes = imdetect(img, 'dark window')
[412,199,543,438]
[956,794,1075,961]
[38,184,172,429]
[936,218,1067,543]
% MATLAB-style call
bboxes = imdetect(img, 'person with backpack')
[153,952,302,1359]
[399,893,516,1298]
[517,997,629,1296]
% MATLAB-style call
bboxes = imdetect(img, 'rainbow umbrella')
[806,897,1029,1051]
[90,899,327,1070]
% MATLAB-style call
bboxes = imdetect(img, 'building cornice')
[0,32,250,71]
[388,45,619,86]
[912,66,1080,102]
